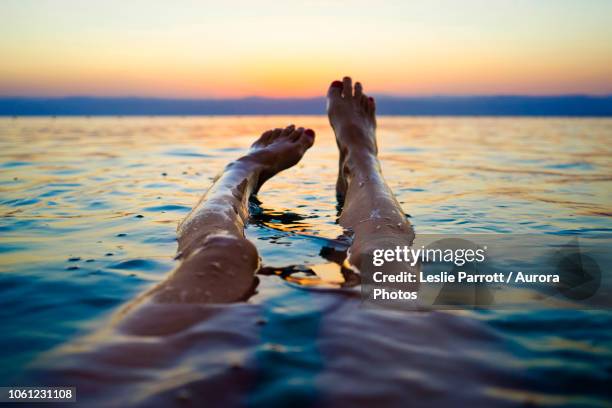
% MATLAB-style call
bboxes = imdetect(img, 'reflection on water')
[0,117,611,406]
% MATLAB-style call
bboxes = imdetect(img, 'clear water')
[0,117,611,406]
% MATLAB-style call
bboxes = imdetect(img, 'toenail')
[331,80,343,88]
[305,129,315,137]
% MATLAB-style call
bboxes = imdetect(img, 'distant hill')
[1,95,611,116]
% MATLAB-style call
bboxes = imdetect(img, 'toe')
[253,129,273,147]
[299,128,316,149]
[269,128,283,142]
[281,124,295,137]
[355,82,363,98]
[290,127,305,142]
[368,96,375,113]
[327,80,343,99]
[342,76,353,98]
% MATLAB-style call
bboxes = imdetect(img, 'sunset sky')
[1,0,611,98]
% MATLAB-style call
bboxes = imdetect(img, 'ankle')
[342,149,381,181]
[336,123,377,154]
[227,155,266,174]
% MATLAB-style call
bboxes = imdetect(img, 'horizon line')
[2,95,611,117]
[2,94,612,100]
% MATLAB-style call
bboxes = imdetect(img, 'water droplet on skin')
[210,261,221,270]
[358,181,364,187]
[376,225,381,230]
[196,272,205,278]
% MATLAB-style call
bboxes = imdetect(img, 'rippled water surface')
[1,117,611,406]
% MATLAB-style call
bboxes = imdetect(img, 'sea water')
[0,117,611,406]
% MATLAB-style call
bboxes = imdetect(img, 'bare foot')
[327,77,378,199]
[242,125,315,191]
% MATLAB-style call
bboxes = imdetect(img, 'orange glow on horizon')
[1,0,611,97]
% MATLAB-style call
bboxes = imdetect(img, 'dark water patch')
[0,242,34,253]
[142,235,177,244]
[1,161,31,168]
[47,183,81,187]
[1,198,39,207]
[545,162,594,170]
[38,189,70,198]
[143,204,191,213]
[143,182,177,189]
[0,275,28,292]
[51,168,84,175]
[78,296,122,308]
[548,228,612,236]
[164,148,211,158]
[86,201,110,209]
[107,258,167,272]
[394,146,426,153]
[216,147,243,152]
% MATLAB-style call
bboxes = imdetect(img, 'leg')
[146,125,315,304]
[327,77,414,270]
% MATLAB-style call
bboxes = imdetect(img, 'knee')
[191,233,259,269]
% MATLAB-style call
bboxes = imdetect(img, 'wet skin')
[327,77,415,271]
[113,125,314,333]
[116,77,415,334]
